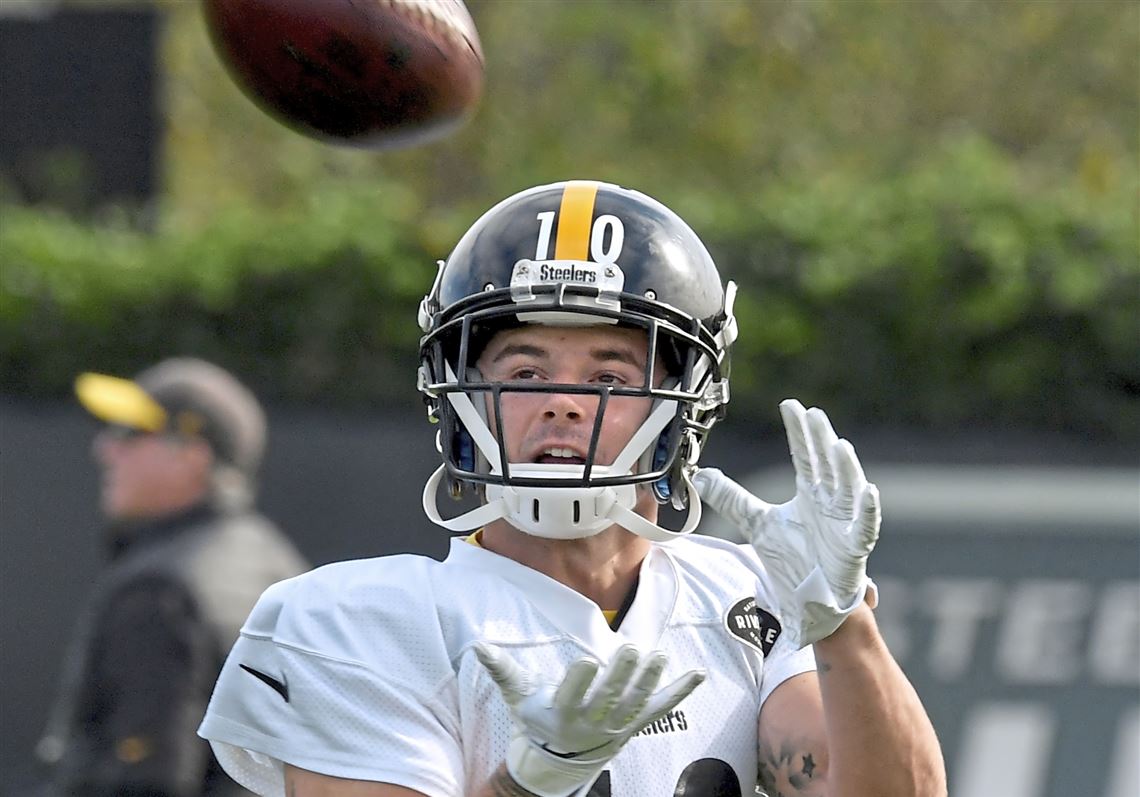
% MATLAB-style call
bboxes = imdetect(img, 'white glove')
[474,642,705,797]
[693,399,881,648]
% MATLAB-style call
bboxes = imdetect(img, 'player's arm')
[284,766,427,796]
[755,603,944,796]
[755,671,828,796]
[696,400,946,797]
[811,601,943,795]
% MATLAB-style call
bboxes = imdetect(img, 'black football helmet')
[417,180,737,540]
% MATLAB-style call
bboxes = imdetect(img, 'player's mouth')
[533,446,588,465]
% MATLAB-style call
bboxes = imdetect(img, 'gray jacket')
[38,504,309,797]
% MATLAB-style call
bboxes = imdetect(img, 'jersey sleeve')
[755,624,817,708]
[706,537,819,709]
[743,547,818,709]
[197,563,463,797]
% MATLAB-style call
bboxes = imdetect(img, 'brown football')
[202,0,484,149]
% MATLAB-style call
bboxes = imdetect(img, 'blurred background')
[0,1,1136,795]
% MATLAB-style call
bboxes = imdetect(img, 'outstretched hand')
[474,642,705,797]
[693,399,880,648]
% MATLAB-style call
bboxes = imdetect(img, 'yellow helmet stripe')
[553,180,599,260]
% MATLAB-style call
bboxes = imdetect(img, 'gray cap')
[75,357,267,475]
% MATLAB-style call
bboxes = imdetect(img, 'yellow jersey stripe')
[553,181,598,260]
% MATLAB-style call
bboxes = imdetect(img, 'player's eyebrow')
[490,343,643,367]
[588,346,643,367]
[488,343,548,363]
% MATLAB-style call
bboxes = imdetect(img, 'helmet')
[417,180,738,541]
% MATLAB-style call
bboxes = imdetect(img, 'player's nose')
[541,390,594,421]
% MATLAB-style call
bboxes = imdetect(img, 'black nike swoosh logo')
[239,664,289,702]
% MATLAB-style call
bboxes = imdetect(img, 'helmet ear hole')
[455,426,476,472]
[650,432,672,503]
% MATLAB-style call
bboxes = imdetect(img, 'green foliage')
[2,136,1134,436]
[719,135,1138,436]
[0,182,442,407]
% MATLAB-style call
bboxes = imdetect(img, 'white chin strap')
[421,364,702,542]
[422,462,703,542]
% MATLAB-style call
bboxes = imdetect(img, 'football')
[202,0,485,149]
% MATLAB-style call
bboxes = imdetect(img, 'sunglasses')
[101,424,160,442]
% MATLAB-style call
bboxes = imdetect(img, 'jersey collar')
[445,537,680,660]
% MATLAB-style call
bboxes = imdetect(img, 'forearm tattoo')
[757,736,827,797]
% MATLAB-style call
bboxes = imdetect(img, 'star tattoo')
[801,753,817,777]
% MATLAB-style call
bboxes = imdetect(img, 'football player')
[198,181,946,797]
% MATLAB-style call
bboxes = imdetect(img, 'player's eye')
[595,372,629,386]
[510,367,542,381]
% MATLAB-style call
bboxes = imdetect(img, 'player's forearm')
[813,603,947,797]
[473,764,541,797]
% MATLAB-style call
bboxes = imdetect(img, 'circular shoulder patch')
[723,597,782,656]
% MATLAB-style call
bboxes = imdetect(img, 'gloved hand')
[474,642,705,797]
[693,399,880,648]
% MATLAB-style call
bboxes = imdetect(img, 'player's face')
[476,325,664,468]
[92,428,211,519]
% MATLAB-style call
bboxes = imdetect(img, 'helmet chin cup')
[422,461,704,542]
[485,465,633,540]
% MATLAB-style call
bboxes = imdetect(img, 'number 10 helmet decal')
[417,180,738,541]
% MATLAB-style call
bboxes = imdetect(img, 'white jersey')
[198,535,815,797]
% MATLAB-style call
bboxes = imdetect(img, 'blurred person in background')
[33,357,310,797]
